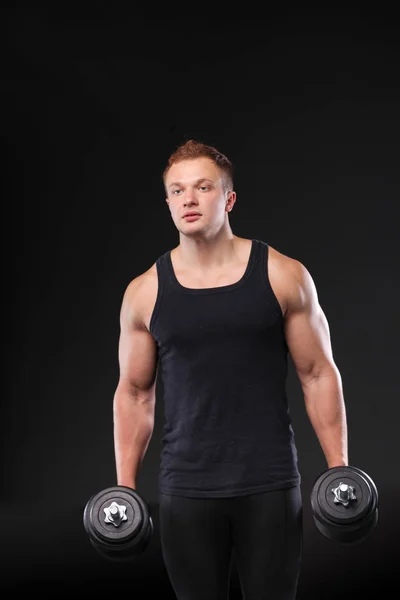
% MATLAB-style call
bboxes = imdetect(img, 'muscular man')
[113,139,348,599]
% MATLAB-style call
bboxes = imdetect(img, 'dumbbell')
[83,486,153,561]
[310,465,378,545]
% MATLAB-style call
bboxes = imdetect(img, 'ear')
[227,190,236,205]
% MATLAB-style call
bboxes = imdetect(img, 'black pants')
[159,485,303,600]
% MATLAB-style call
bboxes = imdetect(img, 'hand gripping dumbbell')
[310,465,379,545]
[83,486,153,561]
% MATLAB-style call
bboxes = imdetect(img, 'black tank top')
[149,239,301,498]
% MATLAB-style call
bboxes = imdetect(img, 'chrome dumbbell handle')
[103,501,128,527]
[331,482,356,506]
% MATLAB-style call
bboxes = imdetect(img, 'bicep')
[117,281,158,398]
[283,262,335,386]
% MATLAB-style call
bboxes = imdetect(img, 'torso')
[138,238,291,332]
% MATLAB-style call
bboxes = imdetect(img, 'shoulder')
[267,244,317,314]
[120,262,159,327]
[268,244,311,283]
[122,263,156,296]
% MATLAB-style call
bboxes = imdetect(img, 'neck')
[176,232,240,271]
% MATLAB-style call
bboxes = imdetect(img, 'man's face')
[165,157,234,235]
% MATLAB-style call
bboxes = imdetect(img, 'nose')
[183,189,198,206]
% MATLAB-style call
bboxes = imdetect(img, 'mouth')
[183,213,201,220]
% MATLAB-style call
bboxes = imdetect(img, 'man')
[113,139,348,599]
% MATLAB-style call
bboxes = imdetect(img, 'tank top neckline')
[166,239,258,295]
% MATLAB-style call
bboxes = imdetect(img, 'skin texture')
[113,156,348,489]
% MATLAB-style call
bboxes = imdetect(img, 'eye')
[199,186,209,191]
[172,190,182,195]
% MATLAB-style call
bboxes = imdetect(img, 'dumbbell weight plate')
[313,505,378,545]
[83,486,153,561]
[312,466,376,524]
[310,466,378,544]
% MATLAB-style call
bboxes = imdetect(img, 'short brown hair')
[163,139,234,192]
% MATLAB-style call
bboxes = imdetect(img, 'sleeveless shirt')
[149,239,301,498]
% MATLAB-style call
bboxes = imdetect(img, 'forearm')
[302,366,348,468]
[113,388,155,488]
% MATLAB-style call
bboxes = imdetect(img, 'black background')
[4,5,400,597]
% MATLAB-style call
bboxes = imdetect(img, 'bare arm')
[283,260,348,468]
[113,276,158,488]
